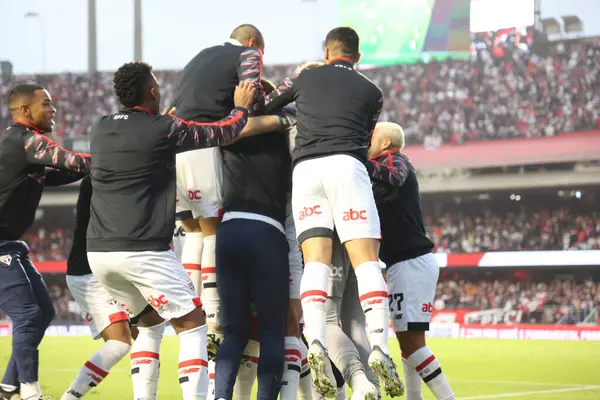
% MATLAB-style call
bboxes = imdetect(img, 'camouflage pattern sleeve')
[23,131,91,174]
[166,107,249,151]
[368,151,410,188]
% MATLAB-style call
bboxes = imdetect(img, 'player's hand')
[162,106,176,115]
[233,81,258,110]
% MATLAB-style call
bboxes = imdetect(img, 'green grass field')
[1,337,600,399]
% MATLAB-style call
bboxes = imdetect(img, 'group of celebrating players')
[0,23,456,400]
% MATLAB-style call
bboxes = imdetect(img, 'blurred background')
[1,0,599,336]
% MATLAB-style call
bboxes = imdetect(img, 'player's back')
[372,151,433,265]
[172,43,247,122]
[273,59,383,166]
[87,108,176,252]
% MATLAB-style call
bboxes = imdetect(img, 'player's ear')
[248,37,256,48]
[355,52,361,64]
[324,47,330,63]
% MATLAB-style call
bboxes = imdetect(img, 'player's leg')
[0,244,54,400]
[326,154,402,396]
[339,268,380,392]
[293,158,338,398]
[214,219,253,400]
[391,254,455,400]
[298,330,314,400]
[233,313,259,400]
[198,215,221,348]
[280,207,304,399]
[243,220,289,400]
[178,216,204,296]
[325,238,379,400]
[61,274,132,400]
[129,250,209,400]
[87,251,164,400]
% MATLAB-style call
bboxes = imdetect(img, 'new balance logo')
[342,209,367,221]
[298,205,321,220]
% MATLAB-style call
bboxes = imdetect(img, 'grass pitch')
[1,337,599,399]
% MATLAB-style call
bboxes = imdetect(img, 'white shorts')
[285,201,303,300]
[387,253,439,332]
[66,274,130,340]
[172,221,186,261]
[176,148,223,219]
[292,155,380,244]
[87,250,201,321]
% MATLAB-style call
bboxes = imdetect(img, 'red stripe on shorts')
[108,311,129,324]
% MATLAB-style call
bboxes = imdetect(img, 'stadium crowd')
[1,42,598,146]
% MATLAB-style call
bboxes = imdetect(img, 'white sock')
[207,360,216,400]
[61,340,131,399]
[335,385,346,400]
[408,347,455,400]
[234,340,259,400]
[182,232,204,296]
[178,325,210,400]
[403,353,423,400]
[131,322,165,400]
[354,261,390,354]
[280,336,301,399]
[298,339,313,400]
[201,235,220,326]
[300,262,330,347]
[20,382,42,400]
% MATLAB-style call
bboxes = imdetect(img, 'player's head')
[261,79,276,95]
[294,61,325,75]
[113,61,161,114]
[324,27,361,65]
[230,24,265,52]
[7,83,56,132]
[368,122,405,158]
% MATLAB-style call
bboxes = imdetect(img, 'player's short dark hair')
[7,83,45,111]
[230,24,264,48]
[325,27,360,60]
[113,62,153,108]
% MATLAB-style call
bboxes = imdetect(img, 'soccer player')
[85,61,257,400]
[0,84,91,400]
[214,77,294,400]
[263,27,402,397]
[367,122,455,400]
[171,24,267,363]
[61,175,132,400]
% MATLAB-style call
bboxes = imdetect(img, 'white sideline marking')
[461,385,600,399]
[449,378,584,387]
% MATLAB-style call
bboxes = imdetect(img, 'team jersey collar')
[328,57,355,68]
[124,105,155,116]
[225,38,243,46]
[13,121,44,133]
[370,149,401,160]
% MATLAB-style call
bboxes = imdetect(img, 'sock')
[178,325,209,400]
[0,384,17,392]
[403,353,423,400]
[280,337,301,399]
[201,235,220,327]
[335,385,346,400]
[300,262,330,347]
[20,382,42,400]
[354,261,390,354]
[61,340,131,399]
[408,347,455,400]
[233,340,259,400]
[207,361,216,400]
[298,338,313,400]
[182,232,204,296]
[131,322,165,400]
